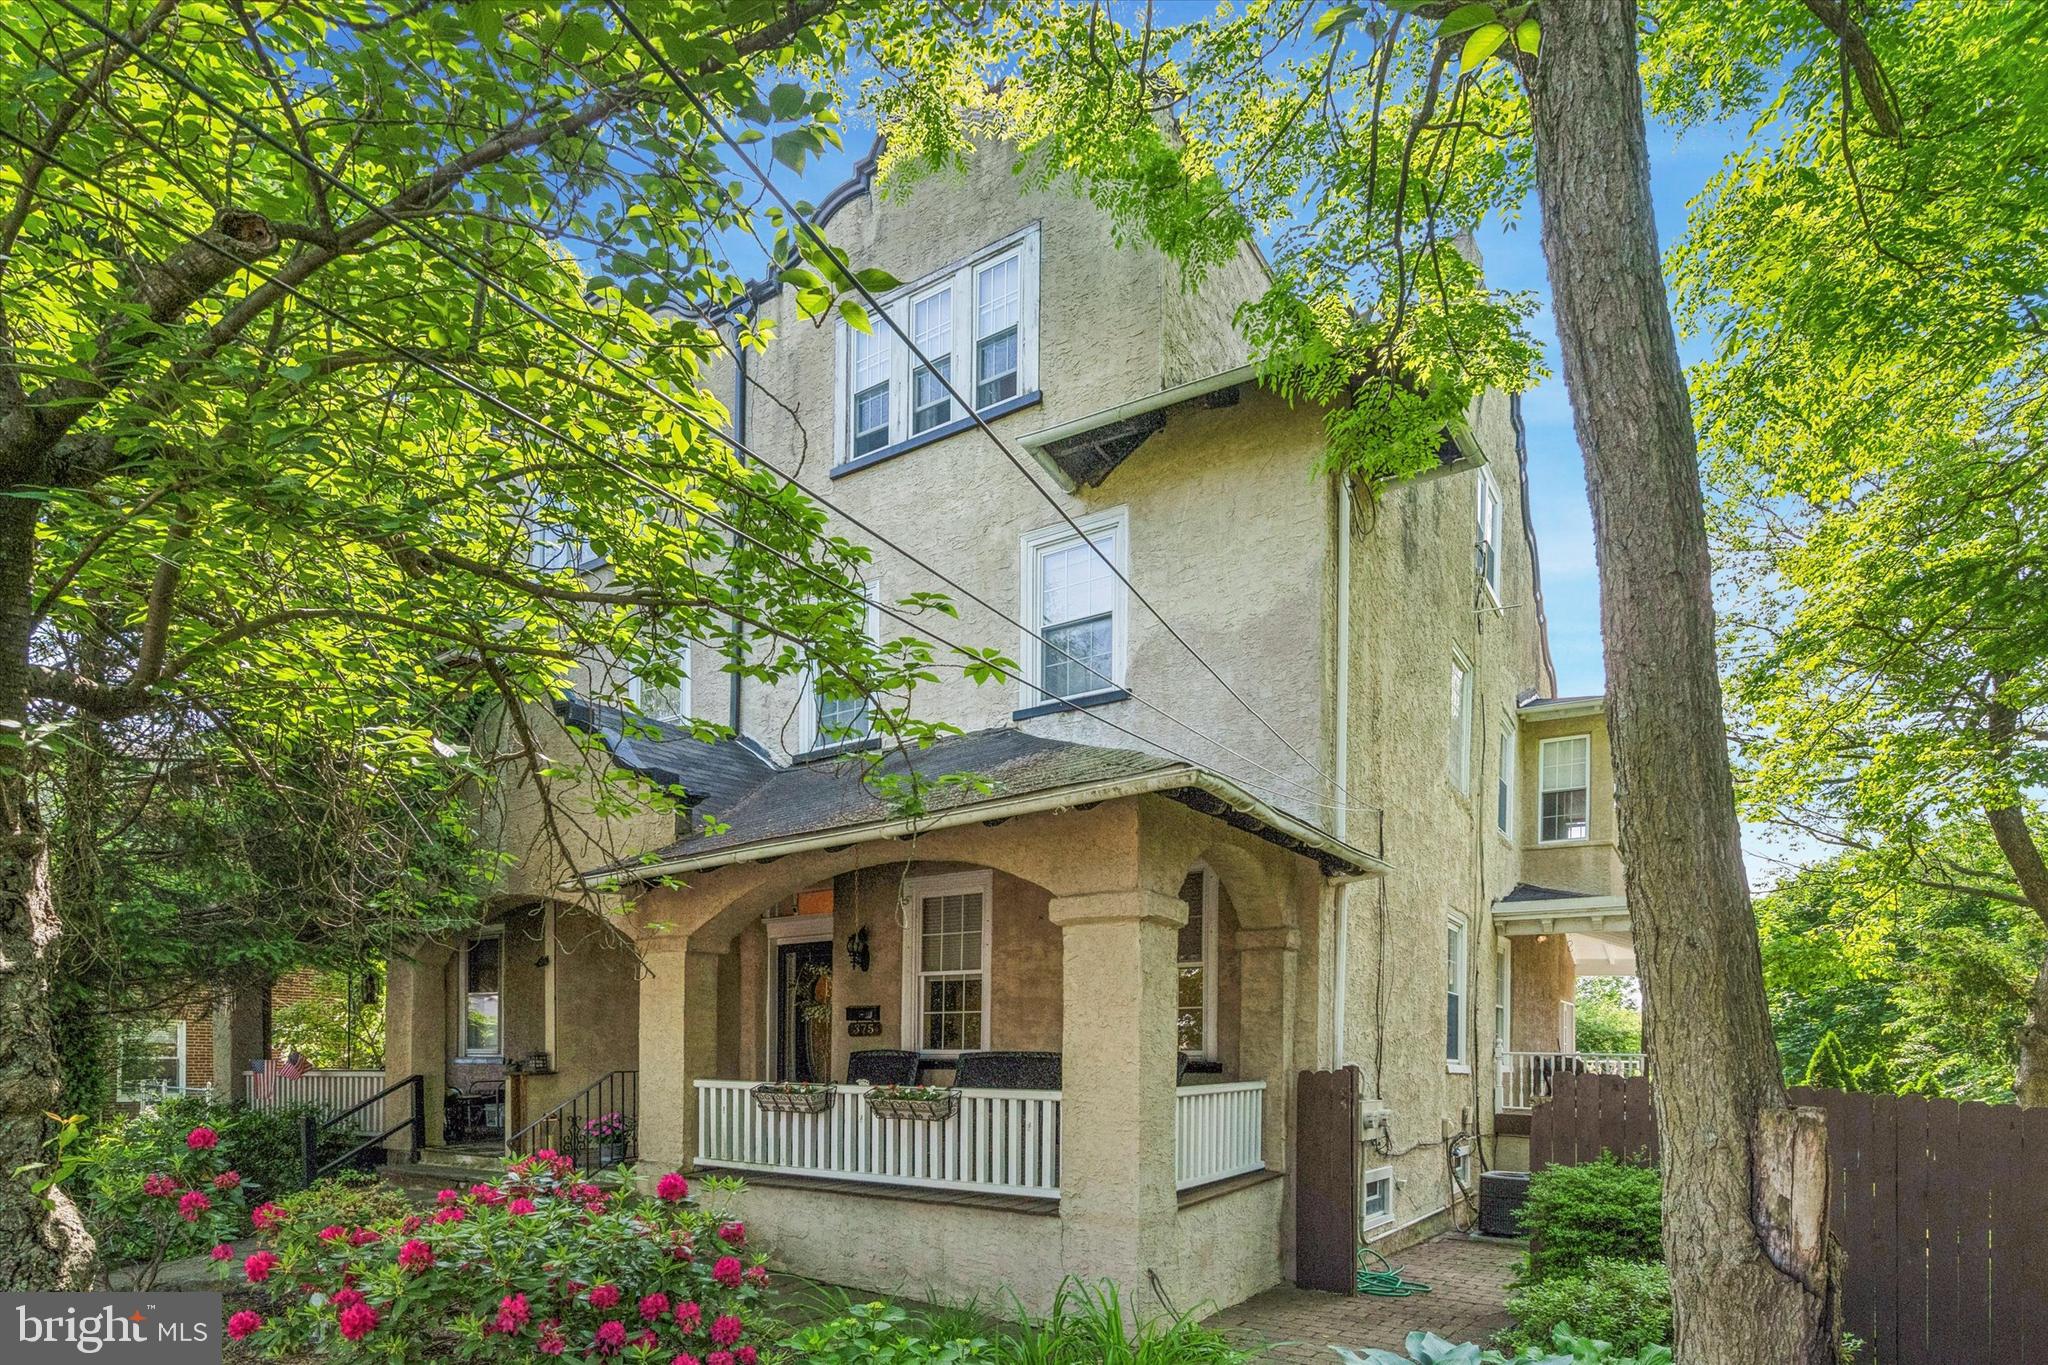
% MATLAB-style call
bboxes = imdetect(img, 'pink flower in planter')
[655,1172,690,1203]
[317,1225,346,1242]
[250,1202,284,1231]
[587,1283,621,1309]
[593,1320,627,1355]
[638,1292,670,1321]
[495,1292,531,1334]
[177,1190,211,1222]
[142,1173,178,1198]
[431,1205,466,1225]
[243,1250,279,1284]
[209,1244,232,1262]
[186,1126,219,1151]
[337,1302,379,1342]
[711,1256,742,1289]
[212,1170,241,1191]
[225,1311,263,1342]
[397,1238,434,1273]
[743,1266,768,1289]
[507,1197,539,1215]
[709,1315,742,1348]
[716,1222,745,1247]
[673,1301,702,1333]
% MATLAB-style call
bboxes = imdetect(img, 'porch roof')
[554,695,776,815]
[571,727,1387,886]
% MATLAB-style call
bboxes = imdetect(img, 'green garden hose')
[1357,1247,1432,1297]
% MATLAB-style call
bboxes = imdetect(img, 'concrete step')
[380,1146,510,1195]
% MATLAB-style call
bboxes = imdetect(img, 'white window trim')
[1476,466,1504,603]
[1179,866,1220,1061]
[629,642,692,725]
[1536,733,1594,846]
[460,926,505,1059]
[1446,911,1471,1072]
[1018,507,1130,709]
[797,581,882,754]
[1495,943,1513,1055]
[1362,1164,1397,1234]
[899,869,994,1059]
[763,914,835,1081]
[833,225,1041,466]
[116,1020,188,1101]
[1449,651,1474,794]
[1495,715,1516,840]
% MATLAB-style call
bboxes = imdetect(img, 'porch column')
[382,944,450,1154]
[635,938,725,1175]
[1235,926,1298,1173]
[1049,887,1184,1286]
[209,976,271,1099]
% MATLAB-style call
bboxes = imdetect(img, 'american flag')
[277,1050,311,1079]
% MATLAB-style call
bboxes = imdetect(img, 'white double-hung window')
[1476,466,1504,600]
[1449,653,1474,792]
[1446,911,1470,1070]
[835,227,1040,465]
[799,580,881,753]
[1020,508,1128,707]
[902,871,992,1055]
[630,642,691,724]
[1538,735,1593,843]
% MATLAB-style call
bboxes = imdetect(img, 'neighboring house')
[116,969,338,1106]
[380,141,1635,1315]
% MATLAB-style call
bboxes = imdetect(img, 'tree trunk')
[0,495,93,1289]
[1984,795,2048,1106]
[1524,4,1839,1361]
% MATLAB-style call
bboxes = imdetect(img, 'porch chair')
[846,1049,920,1086]
[952,1051,1061,1091]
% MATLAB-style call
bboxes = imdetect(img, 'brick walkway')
[1206,1235,1522,1362]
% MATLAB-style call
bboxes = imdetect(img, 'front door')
[774,940,833,1083]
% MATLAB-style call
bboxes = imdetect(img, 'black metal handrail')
[505,1070,638,1169]
[300,1073,424,1185]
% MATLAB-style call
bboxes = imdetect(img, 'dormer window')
[835,227,1040,470]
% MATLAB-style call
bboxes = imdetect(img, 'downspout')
[727,316,748,735]
[1332,474,1353,1069]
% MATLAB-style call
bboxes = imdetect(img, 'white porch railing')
[1174,1081,1266,1191]
[694,1082,1062,1199]
[244,1069,390,1135]
[1496,1052,1645,1112]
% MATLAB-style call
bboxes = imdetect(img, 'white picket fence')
[1174,1081,1267,1191]
[244,1069,389,1135]
[1496,1051,1645,1112]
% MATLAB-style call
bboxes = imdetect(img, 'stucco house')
[378,141,1635,1315]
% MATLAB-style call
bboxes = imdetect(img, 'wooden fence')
[1530,1072,2048,1365]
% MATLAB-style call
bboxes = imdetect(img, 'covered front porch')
[596,731,1380,1315]
[1491,890,1640,1120]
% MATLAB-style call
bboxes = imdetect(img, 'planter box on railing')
[863,1087,959,1122]
[751,1083,834,1115]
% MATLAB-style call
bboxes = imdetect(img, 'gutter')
[1332,473,1354,1068]
[570,763,1391,889]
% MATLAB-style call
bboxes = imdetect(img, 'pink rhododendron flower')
[743,1265,768,1289]
[495,1292,531,1334]
[250,1202,284,1230]
[397,1238,434,1272]
[330,1287,366,1312]
[593,1319,627,1354]
[177,1190,211,1222]
[349,1227,381,1246]
[717,1222,745,1247]
[209,1243,232,1262]
[243,1250,279,1284]
[469,1183,505,1205]
[337,1302,379,1342]
[709,1315,742,1348]
[225,1311,262,1342]
[712,1256,742,1289]
[737,1348,757,1365]
[435,1187,459,1203]
[656,1172,690,1203]
[185,1126,219,1150]
[673,1301,702,1333]
[400,1215,422,1234]
[707,1352,735,1365]
[638,1292,670,1321]
[537,1324,567,1357]
[212,1170,241,1191]
[317,1225,346,1242]
[672,1355,701,1365]
[508,1196,539,1215]
[587,1283,621,1309]
[431,1205,466,1225]
[142,1173,178,1198]
[634,1330,660,1349]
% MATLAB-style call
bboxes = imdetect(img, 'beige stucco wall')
[1509,933,1576,1054]
[1171,1179,1288,1315]
[1516,710,1624,897]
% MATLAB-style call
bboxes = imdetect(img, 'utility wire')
[37,0,1375,820]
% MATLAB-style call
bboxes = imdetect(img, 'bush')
[787,1302,998,1363]
[275,1173,414,1243]
[72,1114,255,1284]
[224,1152,774,1363]
[1520,1157,1661,1277]
[124,1097,353,1199]
[1498,1259,1672,1358]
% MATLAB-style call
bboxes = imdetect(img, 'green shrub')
[139,1097,354,1198]
[1498,1259,1671,1358]
[786,1302,999,1363]
[1335,1326,1673,1365]
[275,1172,413,1235]
[1520,1157,1661,1277]
[996,1279,1248,1364]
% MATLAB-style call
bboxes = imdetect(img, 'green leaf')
[853,266,902,292]
[838,299,872,333]
[767,81,806,120]
[1461,22,1509,68]
[1515,18,1541,55]
[1312,4,1366,39]
[771,129,811,172]
[1437,3,1497,38]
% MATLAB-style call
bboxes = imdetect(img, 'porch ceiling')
[1493,887,1632,971]
[572,727,1388,886]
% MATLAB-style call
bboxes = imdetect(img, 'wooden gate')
[1529,1073,2048,1364]
[1295,1066,1362,1293]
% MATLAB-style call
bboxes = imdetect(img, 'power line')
[607,0,1354,809]
[34,0,1370,819]
[0,97,1377,829]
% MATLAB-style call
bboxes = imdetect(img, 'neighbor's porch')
[1492,894,1640,1119]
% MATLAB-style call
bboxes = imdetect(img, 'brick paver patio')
[1206,1234,1523,1362]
